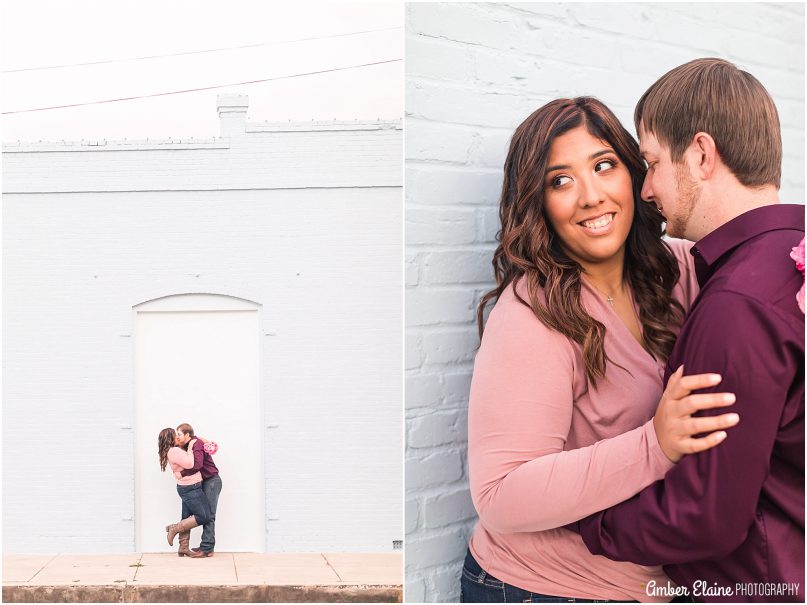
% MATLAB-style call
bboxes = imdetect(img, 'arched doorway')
[133,293,264,553]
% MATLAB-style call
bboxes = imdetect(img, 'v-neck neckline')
[581,275,657,364]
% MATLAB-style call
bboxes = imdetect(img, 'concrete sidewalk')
[3,552,402,603]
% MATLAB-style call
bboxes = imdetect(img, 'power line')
[2,58,402,114]
[3,26,402,74]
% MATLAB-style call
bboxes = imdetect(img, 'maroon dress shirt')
[576,204,805,603]
[179,437,219,481]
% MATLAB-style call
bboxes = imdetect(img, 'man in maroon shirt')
[176,422,222,557]
[573,59,804,602]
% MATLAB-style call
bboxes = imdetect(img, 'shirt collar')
[690,204,805,286]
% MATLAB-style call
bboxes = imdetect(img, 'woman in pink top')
[463,98,739,602]
[157,427,212,558]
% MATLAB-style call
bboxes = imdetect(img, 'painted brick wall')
[3,94,403,554]
[404,3,805,602]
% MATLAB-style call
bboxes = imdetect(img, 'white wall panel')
[134,299,262,553]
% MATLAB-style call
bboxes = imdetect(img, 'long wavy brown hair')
[158,428,176,472]
[477,97,685,386]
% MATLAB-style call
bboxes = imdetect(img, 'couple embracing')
[463,59,804,602]
[157,423,223,558]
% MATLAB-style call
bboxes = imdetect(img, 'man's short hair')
[176,423,194,437]
[635,58,782,188]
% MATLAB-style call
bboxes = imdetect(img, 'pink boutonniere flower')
[204,441,218,455]
[791,237,805,314]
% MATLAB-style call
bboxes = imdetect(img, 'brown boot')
[177,531,204,557]
[166,516,199,546]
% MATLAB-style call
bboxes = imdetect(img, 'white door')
[134,294,263,553]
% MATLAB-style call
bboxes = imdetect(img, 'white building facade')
[3,94,403,554]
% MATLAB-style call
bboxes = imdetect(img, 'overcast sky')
[1,0,403,142]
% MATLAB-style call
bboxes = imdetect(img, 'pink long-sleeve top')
[468,239,699,603]
[167,446,201,485]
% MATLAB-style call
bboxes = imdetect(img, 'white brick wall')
[404,3,805,602]
[3,94,403,554]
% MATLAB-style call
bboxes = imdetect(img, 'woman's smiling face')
[543,125,634,267]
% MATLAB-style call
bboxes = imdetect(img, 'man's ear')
[688,132,717,180]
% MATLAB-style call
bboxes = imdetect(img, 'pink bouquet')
[203,441,218,455]
[791,238,805,314]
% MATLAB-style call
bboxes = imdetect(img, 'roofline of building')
[2,118,402,151]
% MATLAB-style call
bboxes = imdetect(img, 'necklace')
[590,283,618,306]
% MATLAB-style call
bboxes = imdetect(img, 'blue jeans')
[176,482,212,526]
[460,549,636,603]
[182,475,222,552]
